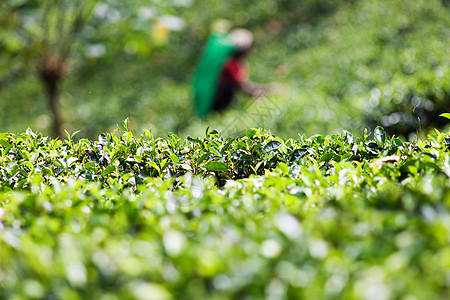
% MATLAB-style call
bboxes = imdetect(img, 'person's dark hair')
[233,46,251,59]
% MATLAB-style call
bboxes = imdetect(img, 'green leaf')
[125,131,133,142]
[64,130,71,141]
[278,162,289,175]
[0,140,11,148]
[374,126,386,145]
[136,147,144,157]
[319,153,333,163]
[197,153,210,165]
[19,169,28,177]
[143,129,153,140]
[17,178,28,189]
[179,163,192,171]
[25,128,35,138]
[160,158,169,171]
[169,153,179,164]
[235,141,247,150]
[85,161,96,169]
[98,134,108,146]
[67,157,78,167]
[392,138,404,147]
[312,135,325,145]
[344,130,355,144]
[366,142,381,155]
[246,129,257,138]
[204,161,229,172]
[341,152,353,161]
[11,164,19,175]
[102,165,115,176]
[120,173,133,182]
[2,145,12,156]
[148,161,161,174]
[71,130,81,139]
[31,153,39,162]
[291,148,308,162]
[439,113,450,120]
[220,139,234,154]
[263,141,282,153]
[21,150,30,161]
[123,118,130,131]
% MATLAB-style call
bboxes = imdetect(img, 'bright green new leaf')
[205,161,229,172]
[102,165,115,176]
[439,113,450,120]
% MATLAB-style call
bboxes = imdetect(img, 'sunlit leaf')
[374,126,386,145]
[204,161,229,172]
[439,113,450,120]
[263,141,282,153]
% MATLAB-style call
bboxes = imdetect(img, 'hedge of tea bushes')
[1,126,450,299]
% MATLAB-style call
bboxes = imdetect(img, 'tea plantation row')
[1,126,450,299]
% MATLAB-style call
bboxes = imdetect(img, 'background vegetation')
[1,0,449,140]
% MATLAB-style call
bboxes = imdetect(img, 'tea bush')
[1,125,450,299]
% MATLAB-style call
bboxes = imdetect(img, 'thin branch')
[60,0,96,60]
[57,0,67,56]
[40,0,52,57]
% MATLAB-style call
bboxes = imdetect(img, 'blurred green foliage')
[2,127,450,298]
[0,0,449,139]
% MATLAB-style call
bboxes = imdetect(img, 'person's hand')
[252,87,266,99]
[265,83,285,94]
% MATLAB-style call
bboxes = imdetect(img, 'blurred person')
[192,27,265,117]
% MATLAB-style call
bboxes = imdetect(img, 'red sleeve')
[220,58,245,87]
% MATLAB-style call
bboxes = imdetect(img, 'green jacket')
[192,33,237,117]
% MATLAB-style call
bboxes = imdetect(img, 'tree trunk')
[39,57,66,139]
[46,79,64,138]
